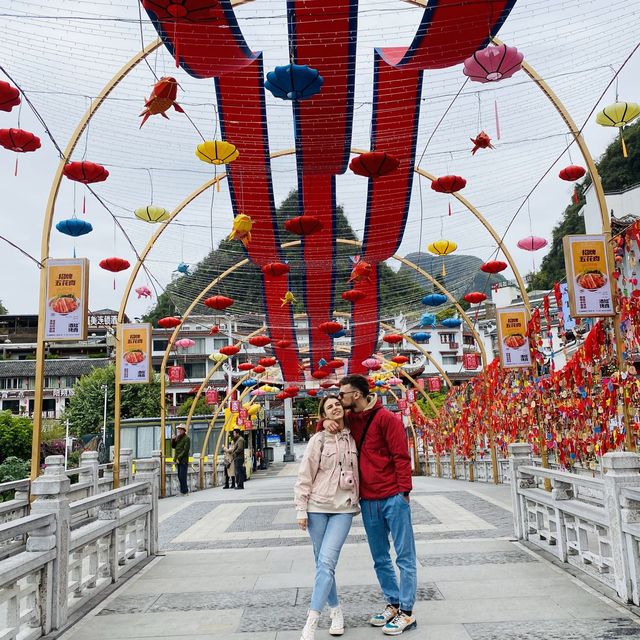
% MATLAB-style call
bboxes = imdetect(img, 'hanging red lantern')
[383,333,404,345]
[219,345,240,356]
[238,362,254,371]
[0,81,20,112]
[0,128,41,152]
[158,316,181,328]
[306,389,318,397]
[312,369,330,379]
[327,359,344,369]
[319,321,343,335]
[431,175,466,194]
[167,365,185,383]
[284,216,323,236]
[349,151,400,178]
[262,262,290,277]
[248,335,271,347]
[341,288,367,303]
[480,260,507,274]
[99,257,130,272]
[62,161,109,184]
[284,386,299,397]
[462,354,479,370]
[391,355,409,365]
[209,325,220,335]
[258,356,277,367]
[320,381,336,389]
[427,377,442,392]
[275,338,292,349]
[205,388,219,405]
[517,236,548,251]
[463,291,487,304]
[252,365,266,374]
[276,391,288,400]
[559,165,586,181]
[204,295,234,310]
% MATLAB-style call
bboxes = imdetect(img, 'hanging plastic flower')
[463,43,524,83]
[0,81,20,112]
[284,216,323,236]
[135,205,170,223]
[431,175,466,193]
[480,260,507,273]
[264,64,324,100]
[349,151,400,178]
[517,236,547,251]
[195,140,239,165]
[559,165,586,181]
[422,293,447,306]
[55,218,93,237]
[463,292,487,304]
[204,295,234,310]
[595,102,640,157]
[136,286,152,298]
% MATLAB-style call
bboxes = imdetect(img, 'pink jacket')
[294,428,359,519]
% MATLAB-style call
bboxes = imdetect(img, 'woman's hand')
[297,518,308,531]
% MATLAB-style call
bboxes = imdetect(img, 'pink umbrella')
[251,389,267,397]
[463,44,524,83]
[362,357,381,370]
[387,377,403,386]
[175,338,195,349]
[517,236,548,251]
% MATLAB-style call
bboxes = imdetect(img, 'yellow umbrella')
[427,239,457,277]
[595,101,640,157]
[195,140,239,165]
[134,205,170,223]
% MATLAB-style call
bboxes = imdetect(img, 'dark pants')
[177,462,189,494]
[234,457,245,488]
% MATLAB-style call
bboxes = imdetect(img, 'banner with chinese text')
[496,306,532,369]
[119,323,151,384]
[44,258,89,340]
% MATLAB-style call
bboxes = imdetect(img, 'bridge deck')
[61,458,640,639]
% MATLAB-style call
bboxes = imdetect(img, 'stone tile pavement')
[60,458,640,639]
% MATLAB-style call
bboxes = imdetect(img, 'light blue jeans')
[307,512,354,612]
[361,493,417,611]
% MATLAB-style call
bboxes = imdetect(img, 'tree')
[417,391,447,419]
[62,365,162,436]
[0,411,32,462]
[0,300,7,315]
[177,396,210,416]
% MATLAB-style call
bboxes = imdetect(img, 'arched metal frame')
[31,27,614,481]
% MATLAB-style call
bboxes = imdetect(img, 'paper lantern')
[195,140,239,165]
[427,377,442,392]
[0,81,20,112]
[517,236,548,251]
[259,385,278,393]
[209,353,227,363]
[0,128,40,153]
[441,317,462,328]
[342,288,367,303]
[312,369,330,380]
[412,332,431,342]
[276,391,288,400]
[422,293,447,306]
[258,356,276,367]
[559,165,586,181]
[463,44,524,83]
[387,377,402,386]
[99,257,129,272]
[262,262,290,277]
[331,329,347,339]
[319,321,343,335]
[284,216,323,236]
[55,218,93,237]
[209,325,220,335]
[205,389,219,405]
[480,260,507,274]
[167,365,185,383]
[383,334,404,345]
[249,335,271,347]
[251,389,266,397]
[245,403,261,417]
[204,295,233,310]
[238,362,254,371]
[158,316,181,328]
[431,175,466,193]
[362,358,381,370]
[135,205,170,223]
[219,345,240,356]
[284,386,300,397]
[241,378,258,387]
[306,389,318,397]
[428,240,457,256]
[175,338,195,349]
[463,292,487,304]
[420,313,436,327]
[391,355,409,365]
[463,354,479,370]
[327,359,344,369]
[319,382,337,390]
[62,161,108,184]
[252,365,266,374]
[275,339,292,349]
[595,101,640,157]
[349,151,399,178]
[265,64,323,100]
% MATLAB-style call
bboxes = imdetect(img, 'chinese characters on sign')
[563,234,615,317]
[44,258,89,340]
[496,306,532,369]
[119,323,151,384]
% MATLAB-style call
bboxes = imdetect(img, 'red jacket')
[318,398,412,500]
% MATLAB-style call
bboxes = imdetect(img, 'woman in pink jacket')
[294,396,360,639]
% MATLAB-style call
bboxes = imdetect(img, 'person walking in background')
[230,428,245,490]
[222,440,236,489]
[294,396,360,639]
[322,374,417,636]
[172,424,190,496]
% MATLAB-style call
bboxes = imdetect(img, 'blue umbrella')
[421,293,447,306]
[55,218,93,237]
[241,378,258,387]
[265,64,324,100]
[412,332,431,342]
[441,317,462,328]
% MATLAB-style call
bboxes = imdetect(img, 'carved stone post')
[29,455,70,630]
[508,443,533,540]
[119,448,133,486]
[191,453,201,493]
[602,451,640,602]
[79,451,99,496]
[134,458,159,555]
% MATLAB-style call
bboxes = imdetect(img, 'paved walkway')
[61,455,640,640]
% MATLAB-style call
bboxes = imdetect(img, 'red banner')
[167,366,185,383]
[463,354,480,370]
[427,377,442,392]
[205,389,219,405]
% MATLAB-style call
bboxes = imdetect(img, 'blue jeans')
[307,512,354,612]
[361,493,417,611]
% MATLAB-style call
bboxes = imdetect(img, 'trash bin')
[265,446,274,463]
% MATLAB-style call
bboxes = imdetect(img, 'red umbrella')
[158,316,181,328]
[219,345,240,356]
[204,295,233,310]
[464,291,487,304]
[349,151,399,178]
[480,260,507,274]
[99,257,130,272]
[63,161,109,184]
[431,175,466,193]
[248,335,271,347]
[559,165,586,181]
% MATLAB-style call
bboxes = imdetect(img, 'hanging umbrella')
[595,101,640,157]
[264,64,323,100]
[517,236,548,251]
[135,205,170,223]
[349,151,399,178]
[195,140,239,165]
[463,43,524,83]
[56,218,93,237]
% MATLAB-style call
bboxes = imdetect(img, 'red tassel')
[494,99,501,140]
[113,277,116,291]
[82,194,86,214]
[14,157,18,177]
[448,202,452,216]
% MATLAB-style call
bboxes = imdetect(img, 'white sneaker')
[370,604,398,627]
[300,610,320,640]
[383,612,417,635]
[329,605,344,636]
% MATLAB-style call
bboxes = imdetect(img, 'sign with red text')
[406,389,416,403]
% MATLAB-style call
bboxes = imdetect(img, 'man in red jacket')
[323,374,417,636]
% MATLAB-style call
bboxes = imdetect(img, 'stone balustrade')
[508,442,640,604]
[0,454,159,640]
